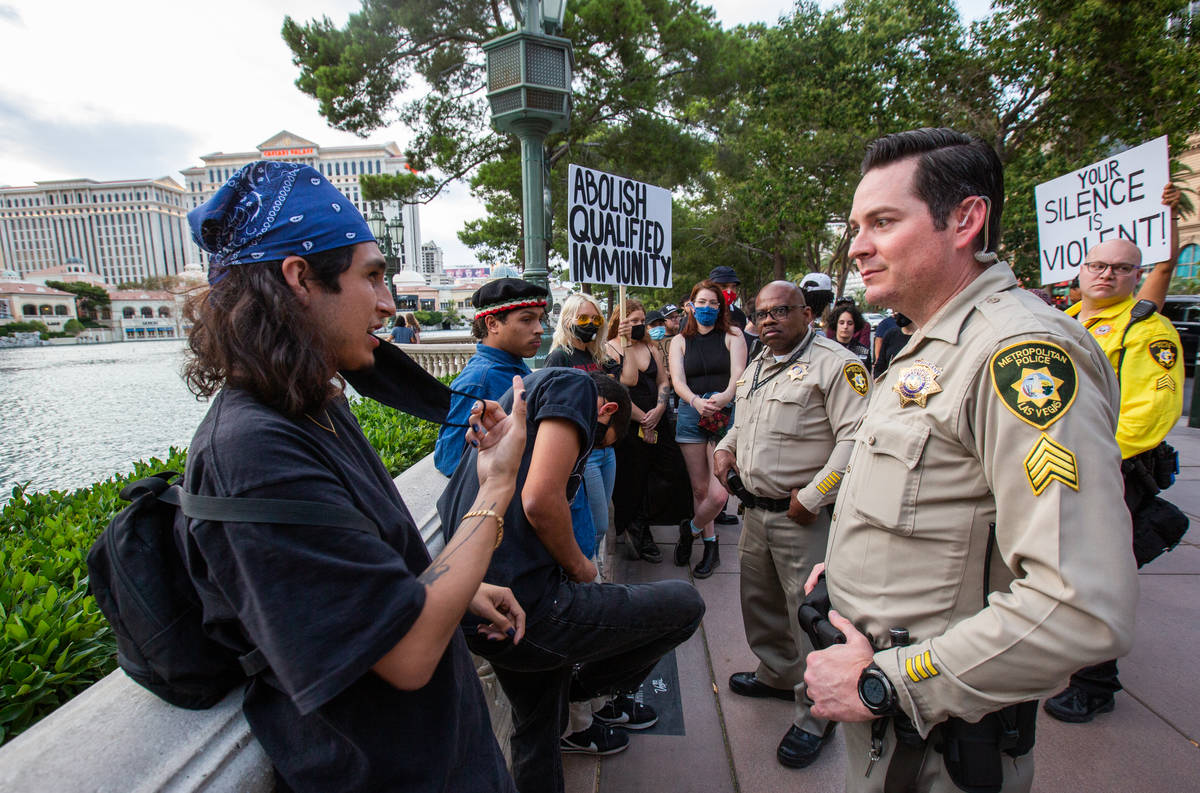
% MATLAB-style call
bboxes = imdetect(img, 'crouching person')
[179,161,528,793]
[439,368,707,793]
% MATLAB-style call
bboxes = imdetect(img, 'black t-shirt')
[180,388,513,793]
[437,367,597,623]
[873,328,912,377]
[544,345,601,371]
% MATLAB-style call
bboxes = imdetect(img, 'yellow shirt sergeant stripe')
[905,650,940,683]
[815,471,841,495]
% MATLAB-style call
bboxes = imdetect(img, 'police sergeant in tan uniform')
[802,128,1137,793]
[713,281,871,770]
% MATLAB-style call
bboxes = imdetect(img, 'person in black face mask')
[604,299,671,564]
[438,368,705,793]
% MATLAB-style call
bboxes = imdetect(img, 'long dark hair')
[829,303,866,338]
[183,246,355,418]
[681,280,730,337]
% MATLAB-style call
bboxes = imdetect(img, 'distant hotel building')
[180,131,423,274]
[0,177,190,286]
[420,241,446,283]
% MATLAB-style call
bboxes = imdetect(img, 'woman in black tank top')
[668,280,747,577]
[604,299,670,564]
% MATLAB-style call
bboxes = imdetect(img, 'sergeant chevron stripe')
[815,471,842,495]
[1023,433,1079,496]
[904,650,940,683]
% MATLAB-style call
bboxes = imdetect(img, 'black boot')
[693,537,720,578]
[674,519,695,566]
[636,522,663,563]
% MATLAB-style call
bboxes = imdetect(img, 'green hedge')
[0,397,443,745]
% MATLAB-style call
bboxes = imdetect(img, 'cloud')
[0,92,201,183]
[0,5,22,26]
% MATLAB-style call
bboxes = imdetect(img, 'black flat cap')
[471,277,549,318]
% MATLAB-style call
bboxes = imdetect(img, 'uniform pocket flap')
[863,422,929,470]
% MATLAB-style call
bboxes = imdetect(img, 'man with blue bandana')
[178,160,528,793]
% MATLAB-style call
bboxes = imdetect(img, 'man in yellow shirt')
[1047,237,1184,723]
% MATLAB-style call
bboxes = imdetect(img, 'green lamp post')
[484,0,572,362]
[368,209,405,299]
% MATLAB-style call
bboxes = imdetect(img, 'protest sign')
[1034,135,1170,285]
[568,164,672,288]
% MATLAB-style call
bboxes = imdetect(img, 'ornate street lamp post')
[484,0,572,362]
[368,209,405,298]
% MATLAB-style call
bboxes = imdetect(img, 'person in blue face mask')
[667,280,748,578]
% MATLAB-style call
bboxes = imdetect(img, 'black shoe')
[636,524,663,563]
[560,722,630,755]
[674,519,696,566]
[777,725,831,769]
[729,672,794,701]
[592,694,658,730]
[693,538,720,578]
[715,512,739,525]
[1043,686,1116,723]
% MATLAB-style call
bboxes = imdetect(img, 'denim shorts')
[676,391,715,444]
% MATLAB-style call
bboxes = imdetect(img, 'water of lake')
[0,340,211,494]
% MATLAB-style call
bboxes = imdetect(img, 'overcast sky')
[0,0,993,270]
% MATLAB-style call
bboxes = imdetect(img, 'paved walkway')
[565,415,1200,792]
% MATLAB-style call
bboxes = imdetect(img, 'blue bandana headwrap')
[187,160,375,285]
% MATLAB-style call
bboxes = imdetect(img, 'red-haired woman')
[667,280,747,577]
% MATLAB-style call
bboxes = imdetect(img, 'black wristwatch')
[858,662,899,716]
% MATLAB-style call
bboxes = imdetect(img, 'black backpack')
[86,472,379,709]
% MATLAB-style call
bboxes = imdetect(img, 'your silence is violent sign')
[1034,135,1170,285]
[568,164,673,288]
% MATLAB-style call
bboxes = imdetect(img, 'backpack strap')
[161,486,381,537]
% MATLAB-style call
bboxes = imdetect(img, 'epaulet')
[974,288,1037,331]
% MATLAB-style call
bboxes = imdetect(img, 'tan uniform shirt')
[827,262,1137,736]
[717,330,871,509]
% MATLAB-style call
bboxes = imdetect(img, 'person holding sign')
[801,128,1135,793]
[668,281,747,577]
[1046,228,1185,725]
[604,298,671,564]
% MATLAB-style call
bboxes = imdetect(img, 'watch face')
[861,675,887,707]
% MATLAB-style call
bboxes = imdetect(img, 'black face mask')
[572,324,599,343]
[630,324,646,341]
[341,341,478,427]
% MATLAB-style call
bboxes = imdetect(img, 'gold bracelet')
[463,509,504,549]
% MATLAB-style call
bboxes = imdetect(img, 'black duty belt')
[741,491,791,512]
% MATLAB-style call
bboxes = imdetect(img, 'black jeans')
[466,578,705,793]
[1069,658,1121,697]
[612,428,661,532]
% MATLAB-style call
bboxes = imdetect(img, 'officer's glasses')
[575,316,603,328]
[1082,261,1139,276]
[751,305,801,323]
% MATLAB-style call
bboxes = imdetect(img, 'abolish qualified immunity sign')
[1034,135,1170,285]
[568,164,673,288]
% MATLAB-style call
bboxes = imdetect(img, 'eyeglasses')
[1082,261,1139,276]
[574,316,603,328]
[751,305,801,323]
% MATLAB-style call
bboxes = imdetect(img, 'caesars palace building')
[0,131,422,284]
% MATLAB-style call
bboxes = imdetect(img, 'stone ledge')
[0,452,510,792]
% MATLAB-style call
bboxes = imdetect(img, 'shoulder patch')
[1024,433,1079,495]
[1148,339,1178,371]
[843,361,870,396]
[989,341,1077,429]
